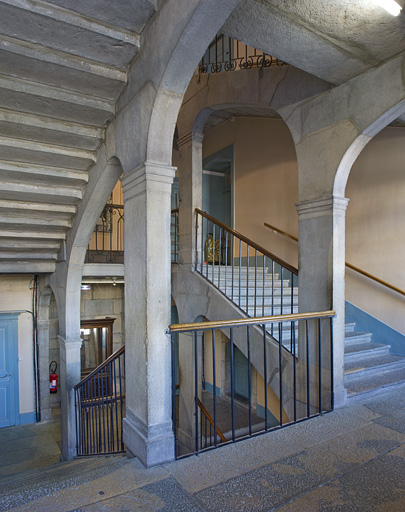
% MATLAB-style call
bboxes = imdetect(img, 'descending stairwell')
[344,322,405,398]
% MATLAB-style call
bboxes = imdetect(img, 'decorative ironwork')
[86,204,124,264]
[198,34,287,76]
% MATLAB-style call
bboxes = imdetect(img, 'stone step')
[219,286,299,298]
[208,278,291,289]
[345,330,372,345]
[345,322,356,333]
[344,341,390,363]
[0,454,127,501]
[246,306,299,317]
[344,354,405,382]
[237,295,299,307]
[345,365,405,398]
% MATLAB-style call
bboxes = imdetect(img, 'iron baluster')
[279,322,283,427]
[306,319,310,418]
[230,327,235,442]
[194,331,199,454]
[247,325,252,436]
[263,324,268,431]
[212,329,217,448]
[318,318,322,414]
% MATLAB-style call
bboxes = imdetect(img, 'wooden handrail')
[264,222,405,297]
[198,398,227,443]
[196,208,298,275]
[169,310,335,333]
[345,262,405,297]
[74,346,125,390]
[264,222,298,242]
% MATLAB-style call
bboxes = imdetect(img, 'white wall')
[203,118,404,334]
[0,275,35,415]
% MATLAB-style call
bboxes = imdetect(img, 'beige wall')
[203,117,299,268]
[202,118,404,334]
[0,275,35,416]
[346,126,405,334]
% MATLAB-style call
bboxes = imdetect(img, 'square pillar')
[177,132,204,267]
[121,162,176,467]
[296,196,349,408]
[58,337,82,460]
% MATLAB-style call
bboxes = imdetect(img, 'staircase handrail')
[74,346,125,390]
[169,310,335,333]
[264,222,405,297]
[198,398,227,443]
[196,208,298,275]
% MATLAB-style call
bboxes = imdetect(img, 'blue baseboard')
[256,405,279,427]
[19,412,37,425]
[345,301,405,356]
[202,382,222,397]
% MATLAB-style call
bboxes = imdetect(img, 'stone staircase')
[200,263,298,349]
[200,262,405,397]
[344,322,405,398]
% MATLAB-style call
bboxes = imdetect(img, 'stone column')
[121,161,175,467]
[38,319,51,421]
[296,196,349,408]
[177,132,204,267]
[58,337,82,460]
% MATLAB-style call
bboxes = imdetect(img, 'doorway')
[0,315,19,428]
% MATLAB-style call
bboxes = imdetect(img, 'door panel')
[0,318,18,428]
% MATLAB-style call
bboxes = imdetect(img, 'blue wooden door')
[0,315,18,428]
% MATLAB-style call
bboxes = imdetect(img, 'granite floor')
[1,385,405,511]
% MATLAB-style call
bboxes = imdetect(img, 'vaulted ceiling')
[0,0,403,274]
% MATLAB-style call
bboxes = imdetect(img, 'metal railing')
[86,204,124,264]
[198,398,227,450]
[199,34,286,75]
[171,208,179,263]
[169,311,335,459]
[195,209,299,351]
[264,222,405,298]
[74,346,125,456]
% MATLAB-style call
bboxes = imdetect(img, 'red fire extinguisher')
[49,361,58,394]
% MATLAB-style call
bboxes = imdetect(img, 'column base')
[123,414,175,467]
[333,386,347,408]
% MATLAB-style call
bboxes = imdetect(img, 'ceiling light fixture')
[375,0,402,16]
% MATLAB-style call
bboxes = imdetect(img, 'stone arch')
[334,100,405,197]
[145,0,243,167]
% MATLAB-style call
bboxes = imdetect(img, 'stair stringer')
[172,265,298,422]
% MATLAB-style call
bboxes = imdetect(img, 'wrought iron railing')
[169,311,335,458]
[199,34,286,75]
[74,346,125,456]
[86,204,124,264]
[195,209,298,351]
[85,206,179,264]
[171,208,179,263]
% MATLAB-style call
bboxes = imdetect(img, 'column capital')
[177,132,204,149]
[121,161,176,201]
[296,196,349,219]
